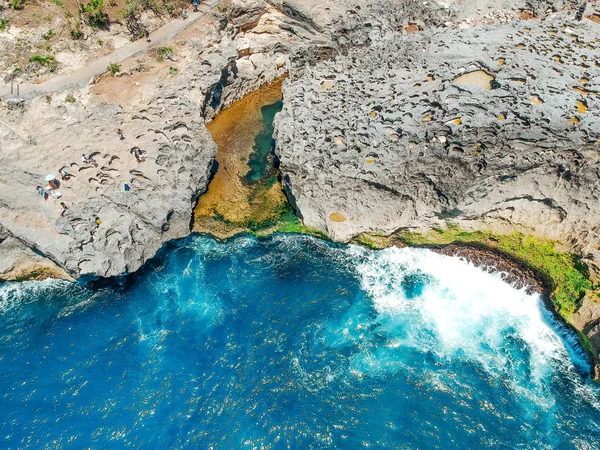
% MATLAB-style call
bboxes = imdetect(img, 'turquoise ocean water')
[1,234,599,448]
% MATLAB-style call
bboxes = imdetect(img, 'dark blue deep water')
[1,234,600,449]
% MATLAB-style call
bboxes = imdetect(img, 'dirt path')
[0,0,222,100]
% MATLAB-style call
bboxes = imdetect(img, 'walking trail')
[0,0,222,100]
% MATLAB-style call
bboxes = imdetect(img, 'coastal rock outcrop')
[0,80,216,278]
[273,0,600,376]
[275,4,600,275]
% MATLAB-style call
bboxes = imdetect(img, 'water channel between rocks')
[193,79,292,238]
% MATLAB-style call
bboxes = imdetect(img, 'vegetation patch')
[42,29,55,40]
[156,46,173,62]
[0,18,9,30]
[107,62,120,76]
[15,267,55,282]
[82,0,109,29]
[70,19,83,39]
[29,54,57,71]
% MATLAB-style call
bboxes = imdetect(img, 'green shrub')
[52,0,63,6]
[120,0,145,38]
[169,66,177,72]
[11,0,23,10]
[29,54,56,66]
[42,29,55,40]
[83,0,109,28]
[97,38,103,45]
[70,19,83,39]
[156,46,172,62]
[0,18,8,30]
[107,62,120,75]
[65,93,76,103]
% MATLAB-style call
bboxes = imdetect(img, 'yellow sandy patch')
[497,58,505,66]
[576,101,588,113]
[568,117,580,125]
[406,24,420,34]
[329,212,347,222]
[573,86,594,95]
[320,80,335,91]
[366,159,374,164]
[334,136,344,145]
[498,114,506,121]
[530,95,544,104]
[452,70,495,90]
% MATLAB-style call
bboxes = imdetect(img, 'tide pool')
[1,234,599,448]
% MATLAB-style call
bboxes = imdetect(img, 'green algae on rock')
[193,79,323,239]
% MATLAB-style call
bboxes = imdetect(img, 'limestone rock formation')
[275,3,600,275]
[0,82,216,279]
[272,0,600,377]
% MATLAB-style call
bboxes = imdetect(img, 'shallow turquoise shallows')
[1,234,600,448]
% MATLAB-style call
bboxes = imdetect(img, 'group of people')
[36,176,67,216]
[36,126,150,215]
[182,0,200,19]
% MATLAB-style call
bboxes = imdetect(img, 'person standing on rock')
[193,0,199,12]
[145,30,151,43]
[60,169,71,181]
[117,129,125,140]
[60,202,68,217]
[36,186,48,200]
[182,7,187,19]
[134,148,146,163]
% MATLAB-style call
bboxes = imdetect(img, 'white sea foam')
[0,278,70,313]
[351,246,599,407]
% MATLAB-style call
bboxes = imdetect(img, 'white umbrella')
[44,174,56,181]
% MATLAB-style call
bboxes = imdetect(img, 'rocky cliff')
[3,0,600,375]
[0,86,216,279]
[273,0,600,375]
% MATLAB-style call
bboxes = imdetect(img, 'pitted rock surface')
[275,7,600,279]
[0,83,216,278]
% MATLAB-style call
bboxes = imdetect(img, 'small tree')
[107,62,120,76]
[70,18,83,39]
[83,0,109,28]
